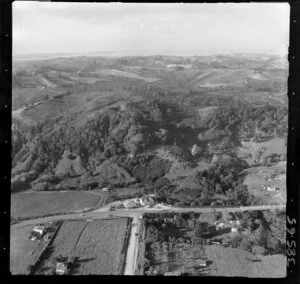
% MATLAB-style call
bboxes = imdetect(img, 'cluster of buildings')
[262,185,280,191]
[123,194,156,209]
[214,219,241,233]
[229,220,241,233]
[214,221,225,231]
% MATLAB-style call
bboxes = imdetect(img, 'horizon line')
[13,51,288,61]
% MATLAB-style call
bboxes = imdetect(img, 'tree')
[215,183,222,194]
[194,222,209,238]
[234,184,250,205]
[252,245,266,256]
[229,234,243,248]
[239,238,253,252]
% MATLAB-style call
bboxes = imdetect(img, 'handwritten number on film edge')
[286,216,296,268]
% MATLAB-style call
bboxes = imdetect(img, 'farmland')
[241,162,286,205]
[143,210,286,277]
[10,224,49,274]
[205,245,286,278]
[237,137,286,166]
[35,218,131,275]
[11,191,101,219]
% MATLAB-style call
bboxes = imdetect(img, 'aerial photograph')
[11,2,289,277]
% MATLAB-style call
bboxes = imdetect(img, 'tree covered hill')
[11,55,288,206]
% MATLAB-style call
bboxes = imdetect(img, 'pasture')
[35,218,131,275]
[205,245,286,278]
[11,191,101,219]
[10,224,49,275]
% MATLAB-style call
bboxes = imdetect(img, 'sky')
[13,2,290,57]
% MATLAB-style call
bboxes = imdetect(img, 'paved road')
[13,204,286,227]
[124,214,141,275]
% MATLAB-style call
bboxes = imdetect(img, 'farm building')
[199,260,208,267]
[216,223,225,230]
[123,200,139,209]
[140,197,155,207]
[33,225,46,235]
[231,227,238,233]
[56,262,68,275]
[164,271,182,276]
[102,187,108,192]
[229,220,240,226]
[267,186,276,191]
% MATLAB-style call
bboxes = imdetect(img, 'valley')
[11,54,288,276]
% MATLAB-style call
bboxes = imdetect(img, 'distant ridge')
[13,51,287,62]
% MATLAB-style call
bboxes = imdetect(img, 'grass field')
[10,224,49,275]
[205,245,286,278]
[242,162,286,205]
[238,137,286,165]
[11,191,101,219]
[12,87,58,110]
[36,218,130,275]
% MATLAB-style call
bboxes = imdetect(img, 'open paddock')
[35,218,131,275]
[11,191,101,219]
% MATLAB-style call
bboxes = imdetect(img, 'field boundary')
[120,217,133,275]
[29,221,62,275]
[135,218,146,275]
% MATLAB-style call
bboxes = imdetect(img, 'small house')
[216,223,225,230]
[267,186,276,191]
[124,200,139,209]
[33,225,46,235]
[56,262,68,275]
[102,187,108,192]
[231,227,238,233]
[164,271,182,276]
[199,260,207,267]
